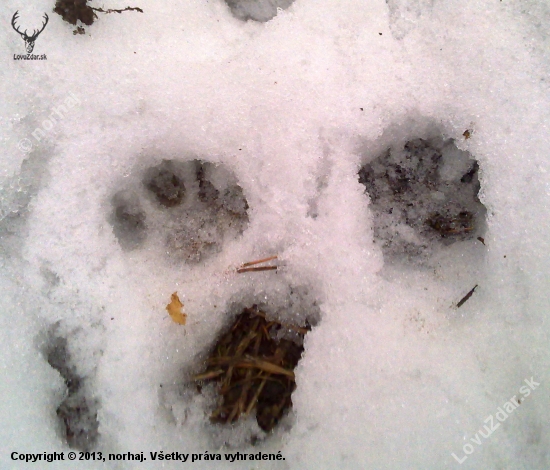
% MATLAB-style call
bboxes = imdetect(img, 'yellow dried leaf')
[166,292,187,325]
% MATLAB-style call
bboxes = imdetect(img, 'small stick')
[227,393,243,423]
[457,285,478,308]
[240,255,278,267]
[245,377,267,416]
[207,356,295,378]
[193,369,224,381]
[238,356,295,378]
[91,6,144,14]
[234,330,262,414]
[237,266,277,273]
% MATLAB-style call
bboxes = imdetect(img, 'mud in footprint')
[45,334,99,451]
[359,136,487,261]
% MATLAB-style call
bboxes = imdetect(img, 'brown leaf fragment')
[166,292,187,325]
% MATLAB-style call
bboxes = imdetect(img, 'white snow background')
[1,0,549,469]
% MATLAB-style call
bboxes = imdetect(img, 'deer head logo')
[11,11,49,54]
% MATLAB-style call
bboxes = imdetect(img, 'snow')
[1,0,549,469]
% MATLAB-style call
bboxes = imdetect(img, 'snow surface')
[1,0,549,469]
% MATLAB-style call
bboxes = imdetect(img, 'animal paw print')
[110,159,249,263]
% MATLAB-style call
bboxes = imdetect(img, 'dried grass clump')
[194,306,308,432]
